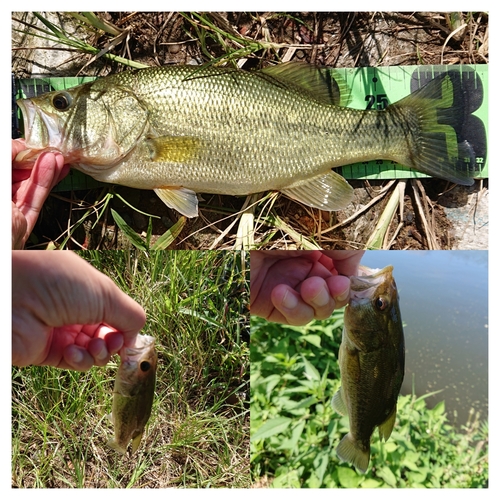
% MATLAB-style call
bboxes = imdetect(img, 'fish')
[107,333,157,455]
[332,265,405,473]
[16,63,476,218]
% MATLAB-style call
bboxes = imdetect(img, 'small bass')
[332,265,405,473]
[108,334,157,455]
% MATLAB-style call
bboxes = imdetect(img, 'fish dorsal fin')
[331,388,348,416]
[378,406,397,441]
[280,170,353,211]
[260,62,351,106]
[145,136,203,163]
[154,187,199,218]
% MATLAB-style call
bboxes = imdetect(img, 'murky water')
[360,250,488,427]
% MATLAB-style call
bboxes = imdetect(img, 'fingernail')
[70,348,84,364]
[310,285,330,307]
[336,287,350,302]
[95,345,108,362]
[282,289,298,309]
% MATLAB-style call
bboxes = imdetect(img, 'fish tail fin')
[390,72,476,186]
[336,433,370,474]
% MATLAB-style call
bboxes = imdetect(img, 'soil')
[11,12,489,250]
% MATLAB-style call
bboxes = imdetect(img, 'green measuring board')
[13,64,488,193]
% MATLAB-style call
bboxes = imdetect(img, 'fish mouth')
[17,99,65,151]
[120,334,156,360]
[349,265,393,300]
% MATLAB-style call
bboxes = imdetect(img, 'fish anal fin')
[130,430,144,454]
[145,136,203,163]
[154,187,199,217]
[281,170,353,211]
[378,406,397,442]
[336,433,370,474]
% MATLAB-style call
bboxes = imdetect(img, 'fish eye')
[375,297,387,311]
[140,361,151,372]
[52,92,72,111]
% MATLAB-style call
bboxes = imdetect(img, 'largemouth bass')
[17,63,475,217]
[332,265,405,473]
[107,334,157,455]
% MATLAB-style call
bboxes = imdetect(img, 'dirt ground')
[11,12,489,250]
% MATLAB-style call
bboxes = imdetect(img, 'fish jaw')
[349,266,394,301]
[17,98,66,152]
[344,265,400,350]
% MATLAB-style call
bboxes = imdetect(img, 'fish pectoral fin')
[336,433,370,474]
[130,430,144,454]
[145,136,203,163]
[331,389,348,416]
[281,170,353,211]
[378,406,397,441]
[106,412,114,424]
[154,187,199,217]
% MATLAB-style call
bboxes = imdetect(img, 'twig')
[441,24,468,64]
[410,180,438,249]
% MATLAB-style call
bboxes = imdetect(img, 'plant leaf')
[251,417,292,441]
[111,209,147,250]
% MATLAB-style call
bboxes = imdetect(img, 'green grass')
[250,314,488,488]
[12,250,249,488]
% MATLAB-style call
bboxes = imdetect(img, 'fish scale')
[17,62,476,217]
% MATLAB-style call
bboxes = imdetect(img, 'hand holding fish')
[250,250,364,325]
[12,139,68,249]
[12,251,146,371]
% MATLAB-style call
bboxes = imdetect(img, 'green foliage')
[250,315,488,488]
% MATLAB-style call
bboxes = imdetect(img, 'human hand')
[12,139,69,249]
[12,251,146,371]
[250,250,364,325]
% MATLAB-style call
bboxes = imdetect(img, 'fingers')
[62,327,125,371]
[269,274,350,326]
[12,202,28,249]
[63,345,96,371]
[12,138,26,160]
[321,250,365,277]
[269,285,314,325]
